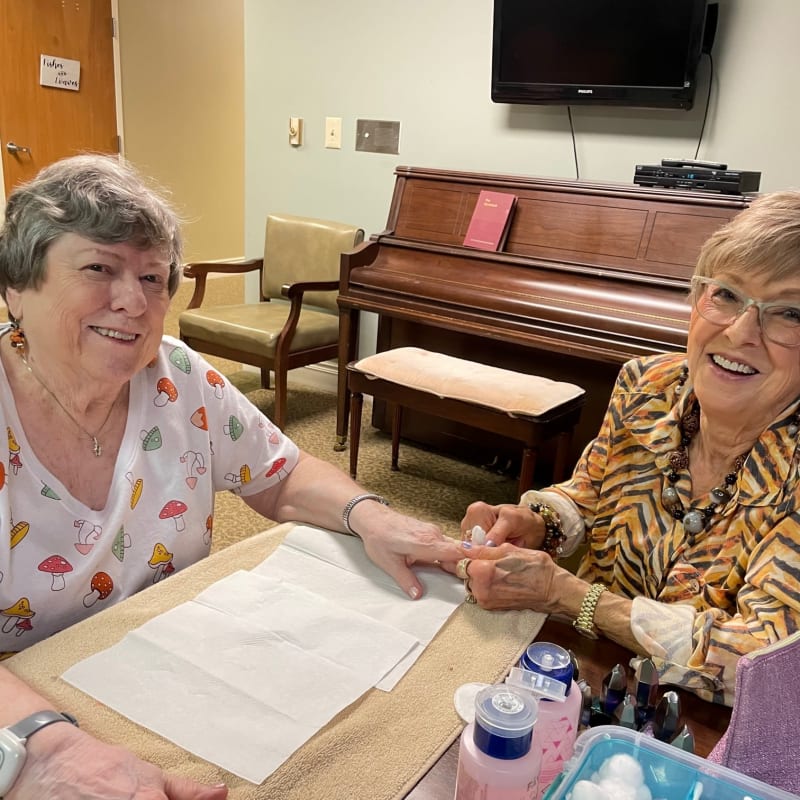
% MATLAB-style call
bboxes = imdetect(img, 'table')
[6,524,731,800]
[5,523,547,800]
[406,617,732,799]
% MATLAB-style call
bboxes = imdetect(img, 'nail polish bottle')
[515,642,582,799]
[671,723,695,753]
[600,663,628,715]
[633,657,659,725]
[653,690,682,741]
[614,693,638,729]
[455,684,541,800]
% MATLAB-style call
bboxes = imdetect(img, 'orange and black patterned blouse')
[546,353,800,704]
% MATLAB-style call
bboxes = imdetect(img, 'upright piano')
[336,167,753,471]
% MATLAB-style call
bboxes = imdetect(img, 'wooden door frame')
[0,0,125,205]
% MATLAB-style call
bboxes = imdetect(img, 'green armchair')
[178,213,364,429]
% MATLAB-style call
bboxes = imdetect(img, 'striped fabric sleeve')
[628,597,724,698]
[632,508,800,706]
[518,488,586,558]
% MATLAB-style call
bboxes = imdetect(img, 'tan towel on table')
[6,523,546,799]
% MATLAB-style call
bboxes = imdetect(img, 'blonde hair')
[694,191,800,284]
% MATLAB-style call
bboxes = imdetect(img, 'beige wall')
[117,0,244,263]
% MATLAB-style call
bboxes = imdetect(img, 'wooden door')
[0,0,118,197]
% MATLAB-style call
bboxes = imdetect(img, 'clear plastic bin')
[544,726,797,800]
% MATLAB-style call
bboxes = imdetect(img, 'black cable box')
[633,164,761,194]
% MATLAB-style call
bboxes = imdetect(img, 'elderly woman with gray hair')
[0,155,463,798]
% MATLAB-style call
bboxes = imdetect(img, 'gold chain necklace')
[18,348,119,457]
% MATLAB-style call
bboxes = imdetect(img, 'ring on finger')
[465,591,477,605]
[456,557,471,581]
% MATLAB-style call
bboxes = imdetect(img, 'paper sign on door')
[40,54,81,91]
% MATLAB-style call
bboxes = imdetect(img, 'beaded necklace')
[661,400,746,542]
[662,365,800,543]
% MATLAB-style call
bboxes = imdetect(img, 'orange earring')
[9,323,26,349]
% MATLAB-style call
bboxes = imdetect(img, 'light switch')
[289,117,303,146]
[325,117,342,149]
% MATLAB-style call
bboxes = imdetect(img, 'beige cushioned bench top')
[352,347,585,418]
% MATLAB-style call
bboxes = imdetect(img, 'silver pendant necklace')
[19,347,118,457]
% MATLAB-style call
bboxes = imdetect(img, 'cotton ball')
[596,753,646,787]
[588,754,652,800]
[634,784,652,800]
[593,777,634,800]
[595,776,647,800]
[571,779,611,800]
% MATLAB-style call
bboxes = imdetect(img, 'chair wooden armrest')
[182,258,264,309]
[280,279,340,299]
[276,279,341,352]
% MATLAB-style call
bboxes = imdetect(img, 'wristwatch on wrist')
[573,583,608,640]
[0,711,79,797]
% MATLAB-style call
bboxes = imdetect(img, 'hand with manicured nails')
[460,502,544,549]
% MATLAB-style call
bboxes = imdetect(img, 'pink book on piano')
[463,190,518,251]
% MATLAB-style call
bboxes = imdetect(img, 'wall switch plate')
[289,117,303,146]
[325,117,342,149]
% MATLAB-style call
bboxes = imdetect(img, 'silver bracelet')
[342,493,390,537]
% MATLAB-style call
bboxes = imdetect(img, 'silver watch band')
[8,711,78,741]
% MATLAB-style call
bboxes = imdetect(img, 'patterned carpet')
[164,277,521,551]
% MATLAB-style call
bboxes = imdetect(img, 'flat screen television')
[492,0,710,109]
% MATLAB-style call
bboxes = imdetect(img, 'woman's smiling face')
[687,270,800,429]
[6,233,172,386]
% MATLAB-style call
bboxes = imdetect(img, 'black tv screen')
[492,0,709,109]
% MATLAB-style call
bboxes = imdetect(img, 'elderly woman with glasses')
[459,191,800,705]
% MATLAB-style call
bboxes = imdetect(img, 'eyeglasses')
[691,276,800,348]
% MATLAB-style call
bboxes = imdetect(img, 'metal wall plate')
[355,119,400,154]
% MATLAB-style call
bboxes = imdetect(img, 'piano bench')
[346,348,586,494]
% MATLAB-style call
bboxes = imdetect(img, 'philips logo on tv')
[577,88,593,94]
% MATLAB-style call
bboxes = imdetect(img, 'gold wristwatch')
[573,583,607,639]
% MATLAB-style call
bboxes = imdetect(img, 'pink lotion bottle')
[455,684,541,800]
[515,642,582,799]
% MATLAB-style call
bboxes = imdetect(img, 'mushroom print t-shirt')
[0,333,299,657]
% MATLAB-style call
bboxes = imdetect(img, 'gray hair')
[0,154,183,302]
[694,190,800,284]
